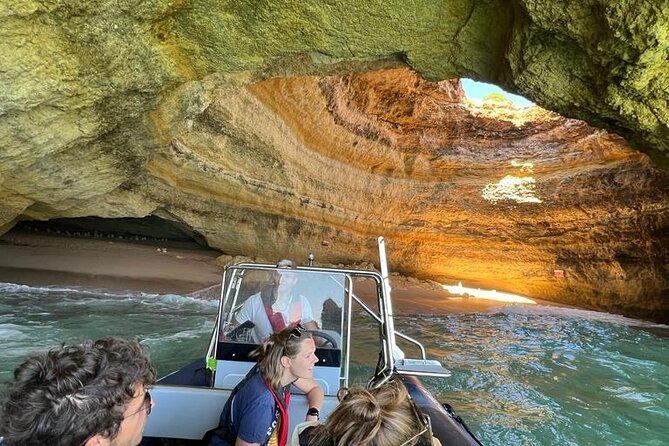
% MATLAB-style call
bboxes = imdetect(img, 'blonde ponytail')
[307,379,424,446]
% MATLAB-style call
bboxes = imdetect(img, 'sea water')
[0,282,667,445]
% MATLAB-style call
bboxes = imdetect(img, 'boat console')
[142,237,482,445]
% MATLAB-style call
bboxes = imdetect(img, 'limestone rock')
[0,2,668,321]
[81,68,669,321]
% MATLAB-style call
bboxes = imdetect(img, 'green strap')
[206,356,217,371]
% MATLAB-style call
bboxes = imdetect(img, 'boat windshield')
[218,267,346,349]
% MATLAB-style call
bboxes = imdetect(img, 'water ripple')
[396,310,669,445]
[1,283,668,444]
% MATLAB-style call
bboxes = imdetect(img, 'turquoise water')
[1,283,667,445]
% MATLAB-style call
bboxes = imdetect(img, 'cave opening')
[8,216,210,249]
[461,78,534,107]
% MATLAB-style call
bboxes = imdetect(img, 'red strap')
[264,305,287,332]
[263,376,291,446]
[265,300,304,333]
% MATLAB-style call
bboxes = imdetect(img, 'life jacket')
[263,375,291,446]
[205,366,291,446]
[261,286,304,332]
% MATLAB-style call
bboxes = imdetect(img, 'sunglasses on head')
[400,396,433,446]
[288,324,305,339]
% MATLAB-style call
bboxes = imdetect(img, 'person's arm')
[293,378,324,421]
[234,297,254,326]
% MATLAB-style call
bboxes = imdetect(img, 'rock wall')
[0,2,667,321]
[2,0,666,168]
[141,68,668,321]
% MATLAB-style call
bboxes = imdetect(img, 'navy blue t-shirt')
[211,368,282,446]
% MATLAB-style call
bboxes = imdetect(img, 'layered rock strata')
[1,1,667,180]
[9,66,667,320]
[147,68,669,321]
[0,2,668,321]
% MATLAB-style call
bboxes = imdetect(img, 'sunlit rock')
[0,2,667,321]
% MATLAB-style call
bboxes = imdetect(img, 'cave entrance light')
[442,281,536,304]
[461,79,534,108]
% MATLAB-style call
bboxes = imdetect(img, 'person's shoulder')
[245,292,262,303]
[297,294,313,304]
[239,293,262,312]
[240,368,263,388]
[237,372,273,403]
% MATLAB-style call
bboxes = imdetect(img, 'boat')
[141,237,482,445]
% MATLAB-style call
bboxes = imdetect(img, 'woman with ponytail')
[292,378,441,446]
[209,324,323,446]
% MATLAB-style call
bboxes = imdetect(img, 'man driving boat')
[234,259,318,343]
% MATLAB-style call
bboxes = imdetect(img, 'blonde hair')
[308,379,424,446]
[250,325,313,389]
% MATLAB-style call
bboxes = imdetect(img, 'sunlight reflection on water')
[1,283,668,445]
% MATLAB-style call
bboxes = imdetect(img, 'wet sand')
[0,230,548,314]
[0,231,222,295]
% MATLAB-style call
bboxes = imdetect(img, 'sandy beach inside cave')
[0,231,222,295]
[0,230,549,314]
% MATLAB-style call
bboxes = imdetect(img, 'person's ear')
[280,355,291,368]
[84,434,111,446]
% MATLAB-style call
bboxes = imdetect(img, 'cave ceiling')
[0,1,667,321]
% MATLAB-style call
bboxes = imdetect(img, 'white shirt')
[235,291,314,343]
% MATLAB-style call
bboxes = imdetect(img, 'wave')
[142,323,215,345]
[0,281,151,299]
[0,282,219,307]
[499,304,669,329]
[0,324,28,340]
[153,293,219,307]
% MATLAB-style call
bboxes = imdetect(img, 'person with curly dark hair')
[0,337,156,446]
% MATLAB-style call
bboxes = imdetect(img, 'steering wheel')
[307,330,338,349]
[226,320,256,341]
